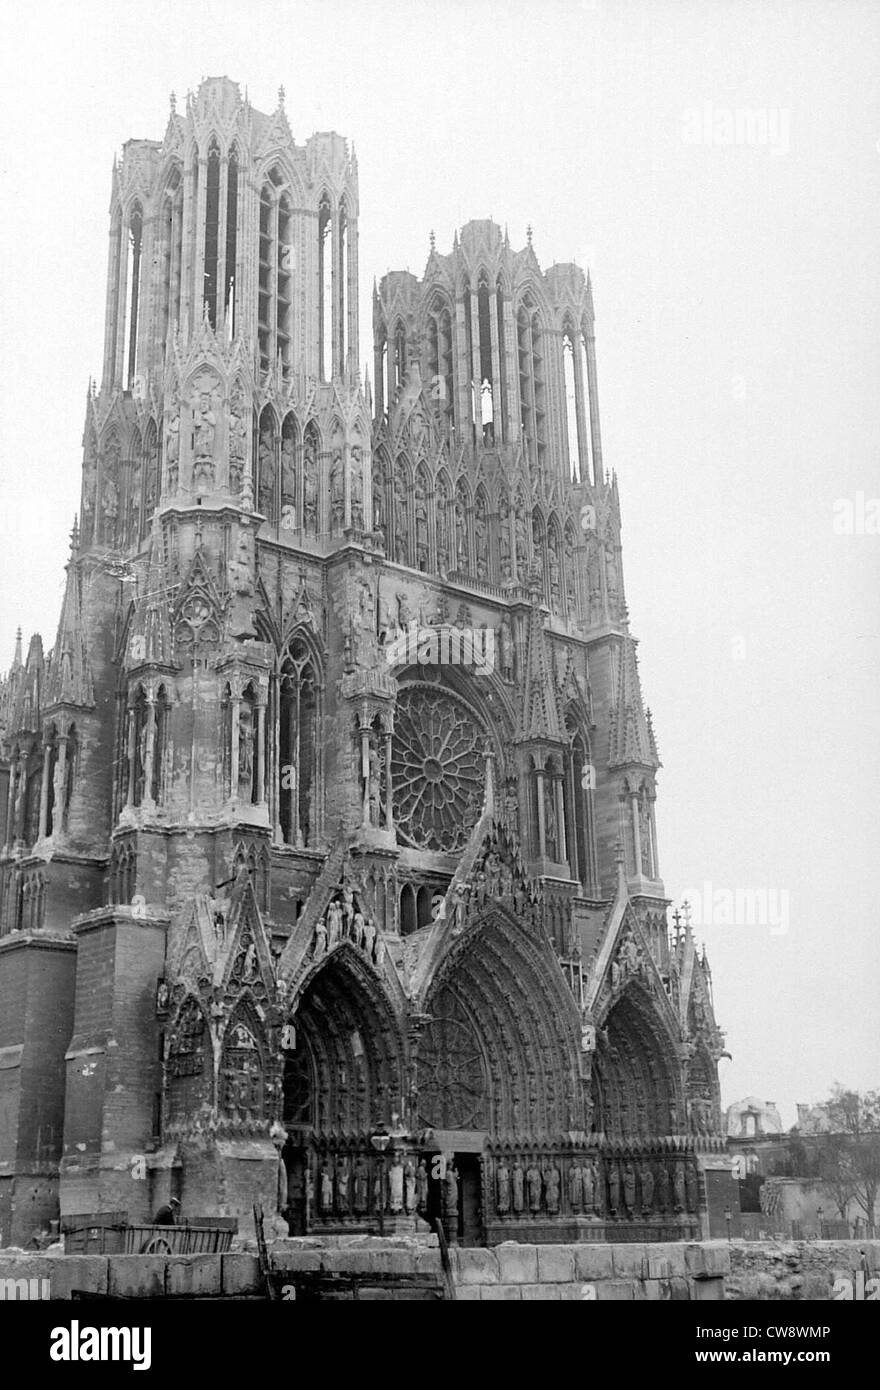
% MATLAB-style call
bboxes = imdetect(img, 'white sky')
[1,0,878,1125]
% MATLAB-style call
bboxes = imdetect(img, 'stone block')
[48,1256,109,1299]
[108,1255,166,1298]
[166,1255,222,1297]
[481,1283,522,1300]
[685,1241,729,1278]
[668,1277,691,1301]
[521,1282,562,1300]
[558,1283,586,1300]
[415,1247,443,1276]
[357,1287,397,1300]
[574,1244,615,1280]
[221,1252,261,1296]
[692,1275,725,1301]
[271,1250,322,1273]
[452,1248,499,1285]
[611,1243,647,1278]
[596,1279,635,1301]
[496,1244,538,1283]
[455,1285,482,1301]
[537,1245,576,1283]
[646,1244,686,1279]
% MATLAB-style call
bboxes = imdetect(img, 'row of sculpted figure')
[494,1155,701,1218]
[312,1154,430,1217]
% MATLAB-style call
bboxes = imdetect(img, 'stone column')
[37,739,52,840]
[125,708,137,808]
[256,701,267,805]
[141,696,157,809]
[54,736,68,831]
[630,792,642,876]
[360,723,371,827]
[5,757,17,847]
[572,332,591,483]
[584,327,603,481]
[555,775,567,864]
[502,296,520,442]
[535,765,547,860]
[194,152,208,322]
[469,290,481,442]
[384,726,394,830]
[649,796,660,878]
[230,692,241,802]
[488,288,502,443]
[216,154,229,331]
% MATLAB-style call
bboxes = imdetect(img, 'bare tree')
[818,1086,880,1234]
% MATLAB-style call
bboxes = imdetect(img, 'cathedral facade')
[0,77,727,1248]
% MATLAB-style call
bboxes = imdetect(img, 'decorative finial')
[429,228,435,253]
[278,84,285,109]
[682,900,693,933]
[526,224,533,247]
[169,90,176,114]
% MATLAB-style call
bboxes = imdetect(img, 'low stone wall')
[449,1241,728,1301]
[726,1240,880,1300]
[0,1252,261,1299]
[0,1237,732,1301]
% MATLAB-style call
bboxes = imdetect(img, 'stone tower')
[0,78,728,1247]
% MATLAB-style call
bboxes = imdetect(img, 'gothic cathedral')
[0,78,726,1247]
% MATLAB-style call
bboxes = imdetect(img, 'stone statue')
[623,1160,636,1213]
[404,1158,417,1214]
[237,705,254,791]
[496,1159,511,1215]
[389,1154,404,1213]
[685,1161,698,1214]
[362,918,377,960]
[319,1162,334,1214]
[415,1159,429,1212]
[329,451,344,527]
[336,1158,349,1213]
[511,1159,524,1213]
[353,1158,369,1213]
[498,616,514,681]
[673,1163,686,1213]
[656,1161,670,1212]
[326,900,341,950]
[544,1163,561,1215]
[607,1160,620,1214]
[350,447,363,529]
[313,916,327,957]
[351,909,364,948]
[526,1160,542,1214]
[569,1161,584,1212]
[444,1163,459,1220]
[640,1160,655,1213]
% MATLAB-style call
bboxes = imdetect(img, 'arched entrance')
[592,985,683,1140]
[281,946,406,1234]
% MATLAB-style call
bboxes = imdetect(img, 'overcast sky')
[1,0,878,1125]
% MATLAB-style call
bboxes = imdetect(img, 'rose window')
[391,686,486,852]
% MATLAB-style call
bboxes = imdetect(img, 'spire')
[170,89,177,114]
[518,598,563,743]
[278,84,285,109]
[608,632,660,771]
[12,627,22,671]
[429,228,436,254]
[46,528,95,710]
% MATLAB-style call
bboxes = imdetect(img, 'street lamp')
[724,1205,732,1244]
[370,1126,390,1237]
